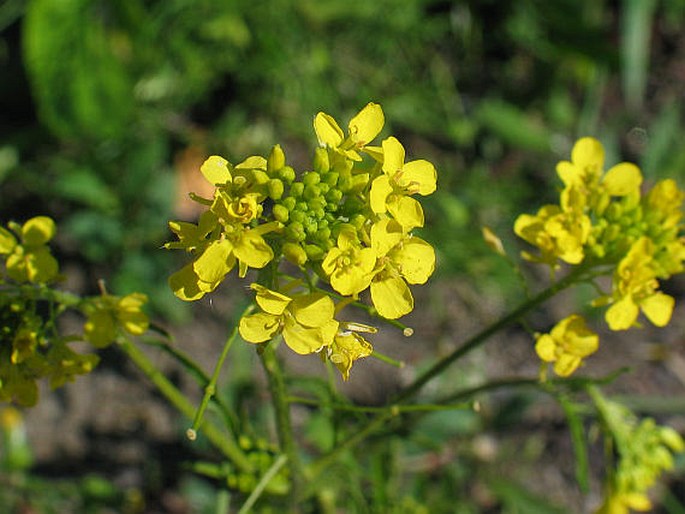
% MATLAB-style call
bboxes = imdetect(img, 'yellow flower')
[239,284,339,355]
[84,293,149,348]
[321,227,376,297]
[595,490,652,514]
[514,205,591,266]
[1,216,59,284]
[369,137,437,230]
[313,102,385,161]
[168,222,278,301]
[535,314,599,376]
[326,322,375,381]
[369,219,435,319]
[605,237,675,330]
[557,137,642,197]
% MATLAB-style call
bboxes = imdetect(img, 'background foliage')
[2,0,685,512]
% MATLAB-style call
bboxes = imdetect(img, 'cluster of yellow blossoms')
[516,137,685,377]
[166,103,437,379]
[0,216,148,405]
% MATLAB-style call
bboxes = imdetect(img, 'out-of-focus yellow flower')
[535,314,599,376]
[0,216,59,284]
[239,284,339,355]
[83,292,149,348]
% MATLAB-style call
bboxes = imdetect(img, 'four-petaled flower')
[321,227,376,297]
[314,102,384,161]
[535,314,599,377]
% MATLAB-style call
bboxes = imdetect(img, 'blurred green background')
[2,0,685,512]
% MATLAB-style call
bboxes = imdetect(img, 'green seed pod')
[279,165,296,184]
[268,178,285,200]
[313,147,330,173]
[267,144,286,174]
[283,242,308,266]
[273,204,290,223]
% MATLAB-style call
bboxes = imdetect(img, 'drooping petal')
[330,333,373,381]
[169,263,206,301]
[370,274,414,319]
[193,239,235,284]
[233,231,274,270]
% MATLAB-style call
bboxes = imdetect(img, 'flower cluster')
[516,138,685,375]
[166,103,437,379]
[0,217,149,405]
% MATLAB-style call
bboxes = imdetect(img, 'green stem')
[189,304,253,436]
[258,343,304,507]
[118,337,253,473]
[393,266,588,404]
[306,267,589,487]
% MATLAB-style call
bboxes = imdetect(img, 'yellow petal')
[22,216,56,245]
[603,163,642,196]
[382,137,405,175]
[314,112,344,148]
[282,317,336,355]
[370,218,404,257]
[369,175,393,214]
[233,231,274,269]
[0,226,16,254]
[605,296,639,330]
[641,292,674,327]
[535,334,558,362]
[370,274,413,319]
[387,195,424,230]
[392,237,435,284]
[193,239,235,284]
[402,159,437,196]
[169,263,206,301]
[252,284,292,315]
[571,137,604,171]
[348,102,384,146]
[201,155,232,185]
[553,354,581,377]
[291,293,335,328]
[84,310,117,348]
[239,312,281,343]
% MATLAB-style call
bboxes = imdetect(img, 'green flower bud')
[285,222,306,242]
[282,197,296,211]
[305,244,325,261]
[322,171,339,186]
[350,214,366,230]
[303,184,321,201]
[315,227,331,242]
[290,210,305,224]
[267,144,286,173]
[268,178,285,200]
[296,201,309,213]
[313,147,330,173]
[290,182,304,198]
[273,204,290,223]
[252,169,270,185]
[283,242,307,266]
[303,171,321,187]
[279,165,296,184]
[326,189,343,204]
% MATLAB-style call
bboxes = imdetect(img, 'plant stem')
[118,337,253,473]
[258,343,304,508]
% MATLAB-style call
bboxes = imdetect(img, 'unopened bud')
[283,242,308,266]
[268,178,284,200]
[313,147,330,173]
[267,144,286,173]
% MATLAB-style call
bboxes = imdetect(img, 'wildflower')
[0,216,59,284]
[83,293,149,348]
[535,314,599,377]
[321,227,376,297]
[369,219,435,319]
[239,284,339,355]
[314,102,384,161]
[327,330,373,381]
[604,237,674,331]
[369,137,437,230]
